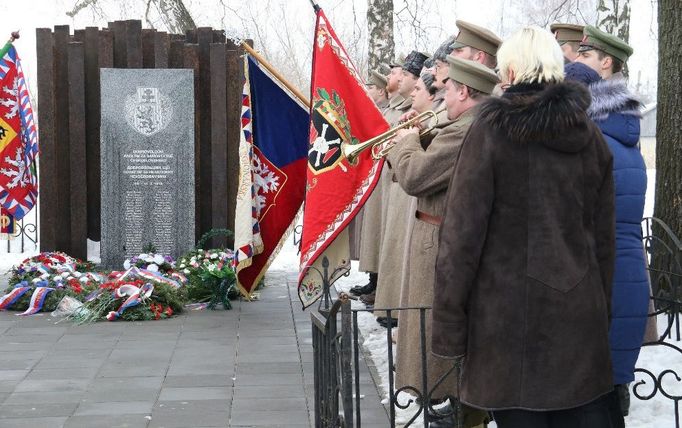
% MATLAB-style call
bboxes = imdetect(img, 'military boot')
[350,272,377,296]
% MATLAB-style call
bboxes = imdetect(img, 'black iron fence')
[633,217,682,428]
[2,205,38,254]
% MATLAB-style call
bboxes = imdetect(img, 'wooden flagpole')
[240,41,310,108]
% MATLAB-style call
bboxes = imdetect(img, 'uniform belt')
[415,210,442,226]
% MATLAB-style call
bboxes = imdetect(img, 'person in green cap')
[365,70,389,109]
[550,23,585,63]
[450,20,502,70]
[389,56,499,428]
[575,25,633,80]
[386,56,404,105]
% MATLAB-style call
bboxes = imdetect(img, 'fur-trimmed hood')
[589,79,642,148]
[588,78,642,122]
[478,81,592,153]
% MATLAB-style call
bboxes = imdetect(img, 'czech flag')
[233,55,309,297]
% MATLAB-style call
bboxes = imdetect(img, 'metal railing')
[309,256,461,428]
[633,217,682,428]
[2,205,38,254]
[351,306,461,428]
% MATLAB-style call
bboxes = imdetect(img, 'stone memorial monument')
[100,69,194,269]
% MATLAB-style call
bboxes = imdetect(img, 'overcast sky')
[7,0,658,101]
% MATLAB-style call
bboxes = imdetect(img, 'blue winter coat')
[589,78,648,385]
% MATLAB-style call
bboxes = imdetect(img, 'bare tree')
[67,0,196,34]
[653,0,682,239]
[367,0,394,73]
[596,0,631,76]
[500,0,597,36]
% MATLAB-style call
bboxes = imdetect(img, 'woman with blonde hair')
[432,27,624,427]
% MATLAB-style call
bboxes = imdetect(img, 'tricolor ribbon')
[117,267,182,288]
[0,283,31,310]
[17,286,55,316]
[106,283,154,321]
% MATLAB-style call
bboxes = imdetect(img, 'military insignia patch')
[308,88,358,175]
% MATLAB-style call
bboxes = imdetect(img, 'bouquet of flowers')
[177,248,238,309]
[2,252,103,313]
[123,253,175,274]
[72,277,187,323]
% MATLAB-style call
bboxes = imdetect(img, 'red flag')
[0,206,14,237]
[298,9,389,308]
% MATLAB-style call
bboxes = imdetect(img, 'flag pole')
[0,31,20,60]
[308,0,321,12]
[239,41,310,108]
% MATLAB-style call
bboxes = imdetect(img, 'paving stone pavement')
[0,271,388,427]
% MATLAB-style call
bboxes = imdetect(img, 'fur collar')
[588,78,642,122]
[478,81,592,152]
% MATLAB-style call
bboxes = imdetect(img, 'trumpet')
[341,109,441,165]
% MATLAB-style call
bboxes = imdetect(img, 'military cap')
[402,50,429,78]
[434,35,456,62]
[578,25,633,62]
[550,23,585,43]
[389,54,406,68]
[450,20,502,57]
[446,55,499,95]
[367,70,388,89]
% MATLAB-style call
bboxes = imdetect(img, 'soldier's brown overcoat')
[357,96,403,273]
[374,96,416,313]
[350,97,390,262]
[387,108,475,396]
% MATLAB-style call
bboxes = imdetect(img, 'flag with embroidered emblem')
[0,41,38,221]
[297,8,389,308]
[0,205,15,238]
[233,54,309,297]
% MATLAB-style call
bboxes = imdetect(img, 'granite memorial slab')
[100,68,194,269]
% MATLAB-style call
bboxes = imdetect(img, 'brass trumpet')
[341,109,439,165]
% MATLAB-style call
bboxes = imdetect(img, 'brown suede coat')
[432,82,616,411]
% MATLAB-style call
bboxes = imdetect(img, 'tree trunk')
[151,0,196,34]
[596,0,631,76]
[654,0,682,241]
[367,0,394,74]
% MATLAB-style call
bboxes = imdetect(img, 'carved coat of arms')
[124,87,173,136]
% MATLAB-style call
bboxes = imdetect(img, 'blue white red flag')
[233,55,309,297]
[0,44,38,221]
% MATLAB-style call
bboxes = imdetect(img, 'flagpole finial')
[308,0,321,12]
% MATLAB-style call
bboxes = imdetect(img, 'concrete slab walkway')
[0,271,388,427]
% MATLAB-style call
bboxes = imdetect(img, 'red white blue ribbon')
[0,284,31,310]
[116,267,183,288]
[106,283,154,321]
[17,286,55,316]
